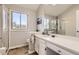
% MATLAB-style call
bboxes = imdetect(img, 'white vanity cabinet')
[35,37,39,53]
[33,32,79,55]
[35,36,74,55]
[76,11,79,37]
[35,37,46,55]
[39,39,46,55]
[47,42,74,55]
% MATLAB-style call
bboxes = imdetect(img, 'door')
[2,5,9,51]
[39,39,46,55]
[76,11,79,37]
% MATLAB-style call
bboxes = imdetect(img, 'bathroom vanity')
[30,32,79,55]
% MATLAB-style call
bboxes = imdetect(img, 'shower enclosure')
[0,5,9,55]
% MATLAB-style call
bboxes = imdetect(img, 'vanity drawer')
[39,39,46,44]
[35,37,39,53]
[39,39,46,55]
[46,42,74,55]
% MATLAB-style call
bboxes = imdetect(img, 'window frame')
[11,11,28,30]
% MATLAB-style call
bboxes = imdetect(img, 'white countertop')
[31,32,79,54]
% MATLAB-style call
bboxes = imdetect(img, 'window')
[43,18,49,30]
[12,11,27,29]
[50,20,56,30]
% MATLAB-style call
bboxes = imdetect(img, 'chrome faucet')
[42,29,49,35]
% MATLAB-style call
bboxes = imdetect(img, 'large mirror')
[43,15,57,34]
[41,15,68,36]
[37,4,79,38]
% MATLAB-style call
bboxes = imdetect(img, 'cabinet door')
[76,11,79,37]
[47,42,74,55]
[35,37,39,53]
[39,39,46,55]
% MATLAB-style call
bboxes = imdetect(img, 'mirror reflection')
[36,5,79,38]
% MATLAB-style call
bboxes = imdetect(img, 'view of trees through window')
[12,11,27,29]
[43,18,49,30]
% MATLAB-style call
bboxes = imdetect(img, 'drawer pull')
[45,48,47,50]
[58,50,61,53]
[77,31,79,32]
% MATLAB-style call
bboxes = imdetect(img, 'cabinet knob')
[77,31,79,32]
[58,50,61,53]
[45,48,47,50]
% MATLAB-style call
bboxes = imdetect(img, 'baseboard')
[28,50,35,54]
[9,43,28,49]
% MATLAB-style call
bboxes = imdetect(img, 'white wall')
[37,5,46,32]
[59,5,79,37]
[5,5,36,49]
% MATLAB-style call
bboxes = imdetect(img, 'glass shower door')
[2,5,9,52]
[0,5,9,54]
[0,5,9,55]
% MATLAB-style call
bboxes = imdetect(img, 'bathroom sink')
[51,35,55,38]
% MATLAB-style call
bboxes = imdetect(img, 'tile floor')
[8,46,38,55]
[8,46,28,55]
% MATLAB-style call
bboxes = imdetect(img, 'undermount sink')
[51,35,55,38]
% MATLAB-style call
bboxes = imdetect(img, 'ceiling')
[17,4,73,16]
[16,4,40,11]
[43,4,73,16]
[6,4,73,16]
